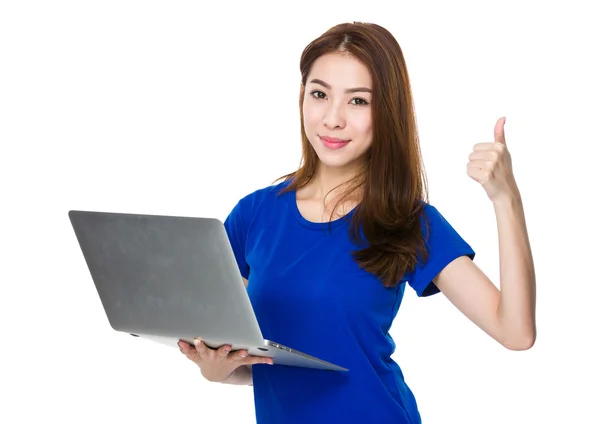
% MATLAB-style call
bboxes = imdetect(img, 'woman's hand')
[178,338,273,383]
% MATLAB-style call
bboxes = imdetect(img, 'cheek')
[353,115,373,139]
[302,102,321,130]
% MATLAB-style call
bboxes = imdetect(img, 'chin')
[310,138,369,170]
[315,152,363,170]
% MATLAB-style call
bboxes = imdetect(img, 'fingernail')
[193,339,200,346]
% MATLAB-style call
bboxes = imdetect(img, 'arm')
[434,191,536,350]
[434,117,536,350]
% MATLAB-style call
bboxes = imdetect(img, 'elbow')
[501,328,536,351]
[503,336,535,351]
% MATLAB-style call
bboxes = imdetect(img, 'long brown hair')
[277,22,430,288]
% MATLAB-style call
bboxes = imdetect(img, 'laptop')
[68,210,348,372]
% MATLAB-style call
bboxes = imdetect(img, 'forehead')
[307,53,372,88]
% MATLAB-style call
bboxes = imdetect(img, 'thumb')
[494,116,507,145]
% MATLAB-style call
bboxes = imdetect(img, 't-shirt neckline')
[286,187,357,231]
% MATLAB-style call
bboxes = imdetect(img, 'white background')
[1,1,598,423]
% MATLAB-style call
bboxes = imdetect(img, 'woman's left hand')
[467,117,519,203]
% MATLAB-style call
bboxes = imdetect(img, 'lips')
[320,136,350,143]
[319,135,351,150]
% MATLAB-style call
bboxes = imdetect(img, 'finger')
[466,164,489,183]
[473,141,506,153]
[229,350,250,361]
[193,338,209,357]
[242,356,274,366]
[468,160,491,171]
[178,340,193,353]
[179,342,201,362]
[469,150,498,162]
[217,345,232,358]
[494,116,507,145]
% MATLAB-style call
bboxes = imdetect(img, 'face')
[302,52,373,172]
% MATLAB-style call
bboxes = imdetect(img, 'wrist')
[492,187,522,210]
[221,365,253,386]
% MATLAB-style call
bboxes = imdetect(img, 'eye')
[310,90,326,99]
[350,97,369,106]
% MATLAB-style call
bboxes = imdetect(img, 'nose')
[322,101,346,130]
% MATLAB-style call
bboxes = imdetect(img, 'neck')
[309,161,364,202]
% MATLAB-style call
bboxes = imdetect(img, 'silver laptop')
[68,210,348,372]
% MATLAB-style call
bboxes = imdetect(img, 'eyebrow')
[309,78,372,94]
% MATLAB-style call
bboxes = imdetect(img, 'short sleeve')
[223,198,251,279]
[405,204,475,297]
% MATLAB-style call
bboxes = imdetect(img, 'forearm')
[221,365,253,386]
[494,189,537,349]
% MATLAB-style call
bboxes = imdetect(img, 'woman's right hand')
[178,338,273,383]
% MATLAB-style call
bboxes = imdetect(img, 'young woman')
[178,21,536,423]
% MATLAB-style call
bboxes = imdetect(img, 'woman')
[178,21,536,423]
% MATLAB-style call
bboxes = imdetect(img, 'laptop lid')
[68,210,265,348]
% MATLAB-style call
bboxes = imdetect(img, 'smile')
[320,136,351,150]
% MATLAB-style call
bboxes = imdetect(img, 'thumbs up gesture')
[467,117,519,203]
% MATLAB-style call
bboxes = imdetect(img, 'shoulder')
[418,202,456,234]
[226,179,291,223]
[417,201,475,261]
[235,179,291,211]
[419,201,443,219]
[405,201,475,296]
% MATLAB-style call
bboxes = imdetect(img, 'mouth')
[319,136,350,144]
[319,135,351,150]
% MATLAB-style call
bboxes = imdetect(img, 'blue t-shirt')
[223,180,475,424]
